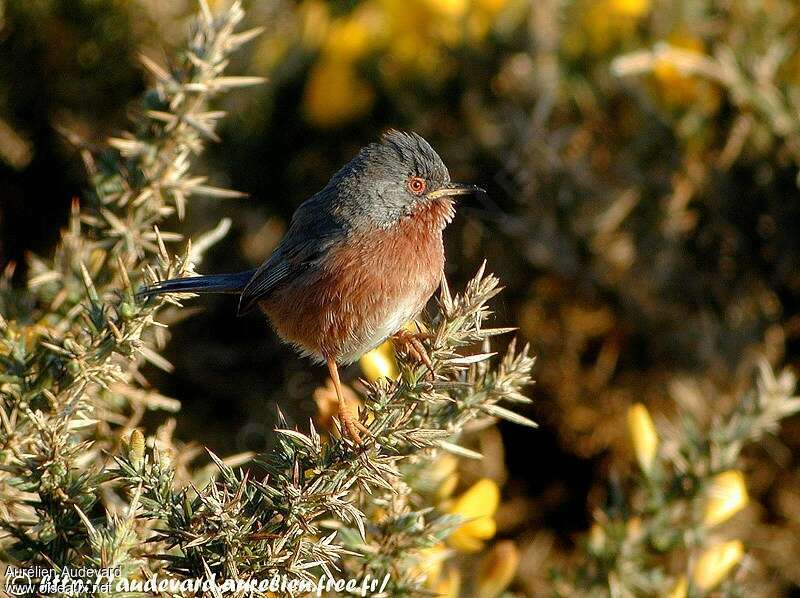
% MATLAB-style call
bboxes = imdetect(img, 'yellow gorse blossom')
[410,542,449,588]
[466,0,510,43]
[651,35,721,113]
[359,320,424,381]
[432,452,459,477]
[610,0,650,17]
[425,0,469,19]
[302,3,381,127]
[359,339,399,381]
[476,540,520,598]
[429,452,460,501]
[323,4,381,61]
[668,576,688,598]
[627,403,658,473]
[692,540,744,591]
[653,37,702,83]
[565,0,648,57]
[437,471,460,501]
[303,58,375,128]
[432,567,461,598]
[302,0,513,127]
[704,470,749,527]
[446,478,500,553]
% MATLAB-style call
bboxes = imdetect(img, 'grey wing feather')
[237,193,345,315]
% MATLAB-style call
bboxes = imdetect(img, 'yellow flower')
[383,30,444,77]
[703,469,748,526]
[651,35,720,113]
[668,576,688,598]
[467,11,492,42]
[324,12,375,61]
[421,452,460,501]
[476,540,520,598]
[467,0,511,43]
[609,0,650,17]
[692,540,744,591]
[432,566,461,598]
[425,0,469,19]
[627,403,658,473]
[432,452,459,477]
[303,58,374,128]
[359,339,399,381]
[438,472,460,501]
[447,478,500,553]
[476,0,508,13]
[704,470,748,527]
[575,0,641,56]
[411,542,449,587]
[380,0,435,35]
[377,0,451,75]
[653,35,704,83]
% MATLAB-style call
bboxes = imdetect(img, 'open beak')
[426,182,485,200]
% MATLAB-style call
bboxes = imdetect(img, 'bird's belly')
[262,274,436,365]
[334,290,426,364]
[260,229,444,364]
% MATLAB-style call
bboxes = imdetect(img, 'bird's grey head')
[326,130,480,228]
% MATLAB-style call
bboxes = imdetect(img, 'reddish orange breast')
[260,197,454,363]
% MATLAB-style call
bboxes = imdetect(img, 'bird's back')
[238,188,347,314]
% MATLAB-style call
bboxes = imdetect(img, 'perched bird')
[142,130,482,444]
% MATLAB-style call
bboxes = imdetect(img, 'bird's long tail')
[139,270,256,297]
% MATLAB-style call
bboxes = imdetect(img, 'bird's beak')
[425,182,485,200]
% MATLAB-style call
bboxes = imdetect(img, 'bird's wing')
[237,194,345,315]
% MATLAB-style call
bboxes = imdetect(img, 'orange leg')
[392,329,434,376]
[326,358,369,445]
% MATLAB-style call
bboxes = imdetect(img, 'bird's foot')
[339,405,371,448]
[326,357,371,449]
[392,328,434,378]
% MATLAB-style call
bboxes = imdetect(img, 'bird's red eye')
[407,176,426,196]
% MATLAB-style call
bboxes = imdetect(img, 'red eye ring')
[407,176,426,196]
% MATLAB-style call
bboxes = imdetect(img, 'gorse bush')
[0,3,537,594]
[1,1,799,597]
[1,0,262,571]
[553,363,800,597]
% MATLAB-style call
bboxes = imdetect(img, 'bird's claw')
[339,407,372,448]
[392,329,434,378]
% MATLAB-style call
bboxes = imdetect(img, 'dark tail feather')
[139,270,256,298]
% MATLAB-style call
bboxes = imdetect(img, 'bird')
[141,130,482,445]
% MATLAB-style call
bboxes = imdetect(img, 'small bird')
[143,130,482,444]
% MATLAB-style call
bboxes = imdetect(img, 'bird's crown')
[334,130,450,188]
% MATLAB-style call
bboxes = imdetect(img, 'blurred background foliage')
[2,0,800,594]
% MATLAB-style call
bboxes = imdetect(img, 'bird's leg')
[326,358,369,445]
[392,327,434,377]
